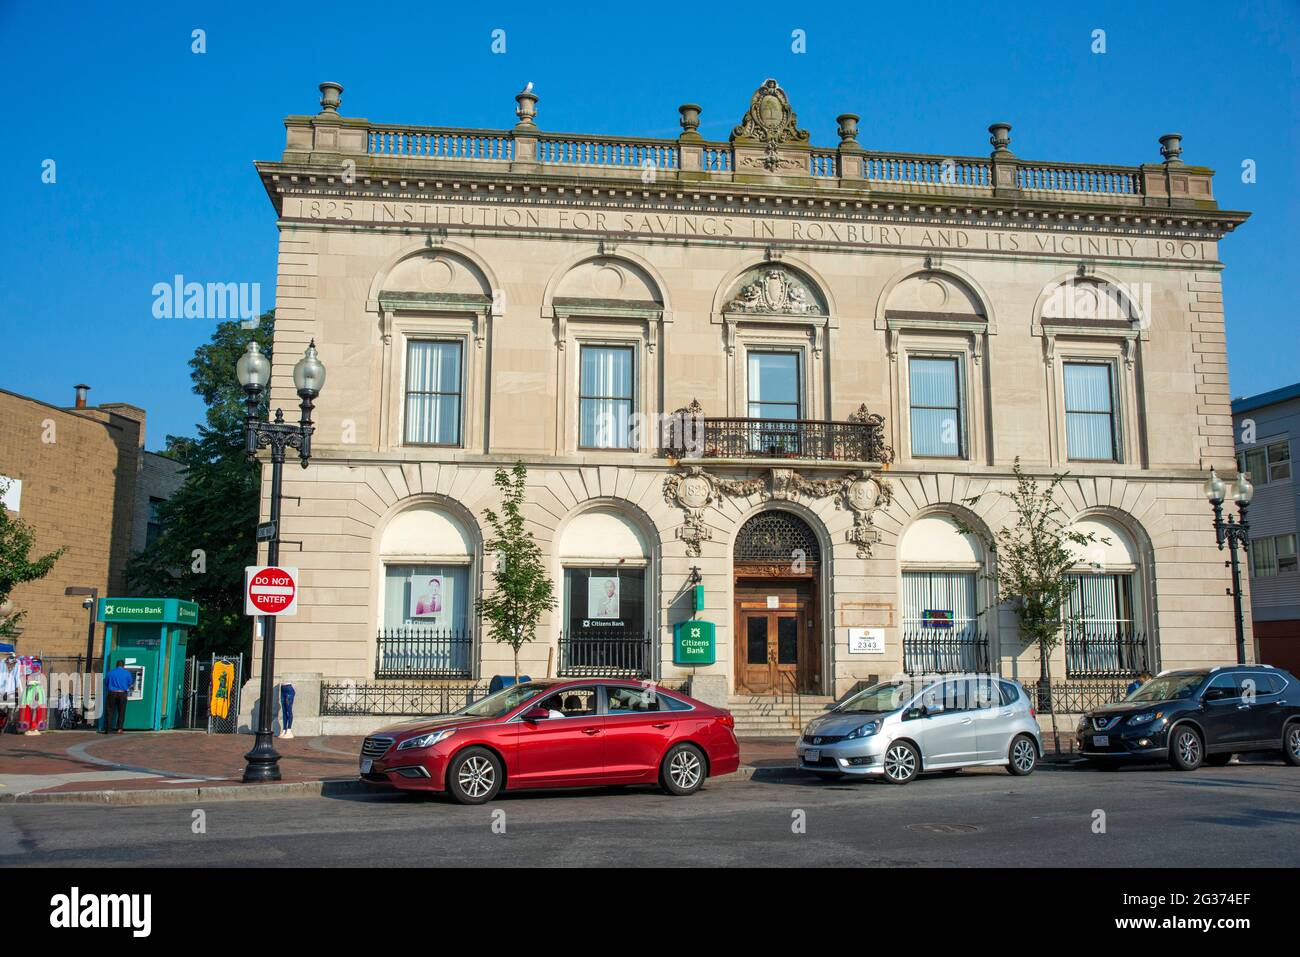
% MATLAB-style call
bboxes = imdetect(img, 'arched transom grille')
[734,511,821,563]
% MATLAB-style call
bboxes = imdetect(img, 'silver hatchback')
[797,675,1043,784]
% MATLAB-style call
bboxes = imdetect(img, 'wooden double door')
[734,578,819,695]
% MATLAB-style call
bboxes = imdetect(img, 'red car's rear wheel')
[660,743,706,796]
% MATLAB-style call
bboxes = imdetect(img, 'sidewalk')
[0,731,803,805]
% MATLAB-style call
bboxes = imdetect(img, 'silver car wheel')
[1177,730,1200,766]
[884,744,916,781]
[669,749,702,790]
[458,755,495,798]
[1288,726,1300,759]
[1012,738,1036,772]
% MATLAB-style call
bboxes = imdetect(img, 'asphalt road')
[3,761,1296,867]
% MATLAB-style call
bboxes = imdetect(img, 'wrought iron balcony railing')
[1064,627,1152,679]
[661,404,893,464]
[558,631,652,678]
[375,628,474,679]
[903,629,992,675]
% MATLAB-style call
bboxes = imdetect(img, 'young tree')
[477,463,556,681]
[0,480,65,639]
[958,459,1101,719]
[126,313,275,658]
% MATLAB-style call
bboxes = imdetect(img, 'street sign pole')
[244,452,285,783]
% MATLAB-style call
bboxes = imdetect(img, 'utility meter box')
[97,598,199,731]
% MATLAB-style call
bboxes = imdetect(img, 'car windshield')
[456,683,546,719]
[1126,673,1206,703]
[835,682,917,714]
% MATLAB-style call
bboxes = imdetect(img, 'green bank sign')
[673,620,716,666]
[97,598,200,626]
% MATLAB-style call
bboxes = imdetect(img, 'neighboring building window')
[1250,534,1297,577]
[1063,361,1118,461]
[1237,440,1291,485]
[146,497,165,547]
[380,564,471,676]
[747,351,801,419]
[578,345,634,449]
[908,356,964,458]
[404,340,462,446]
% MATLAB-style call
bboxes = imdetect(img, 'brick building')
[0,385,185,659]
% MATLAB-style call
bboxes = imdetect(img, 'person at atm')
[103,662,134,734]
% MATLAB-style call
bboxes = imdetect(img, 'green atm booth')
[97,598,200,731]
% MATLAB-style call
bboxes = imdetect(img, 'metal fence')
[1021,680,1132,714]
[902,630,991,675]
[375,628,474,679]
[1064,629,1152,678]
[557,632,653,678]
[321,682,489,717]
[662,415,891,463]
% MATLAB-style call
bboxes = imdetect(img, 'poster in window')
[587,576,621,619]
[922,609,954,629]
[410,574,446,622]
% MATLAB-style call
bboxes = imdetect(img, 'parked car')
[797,675,1043,784]
[1076,665,1300,770]
[359,678,740,804]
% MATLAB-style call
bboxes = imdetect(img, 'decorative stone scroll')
[725,266,823,316]
[663,464,893,558]
[731,78,810,172]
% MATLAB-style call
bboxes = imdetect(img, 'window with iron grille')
[734,510,821,563]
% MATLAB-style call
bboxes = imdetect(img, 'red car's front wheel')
[660,743,706,796]
[446,747,503,804]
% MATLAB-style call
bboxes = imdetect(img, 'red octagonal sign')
[245,565,299,616]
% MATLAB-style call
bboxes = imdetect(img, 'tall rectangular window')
[1063,361,1118,461]
[909,356,963,458]
[404,340,462,446]
[747,351,801,419]
[579,345,634,449]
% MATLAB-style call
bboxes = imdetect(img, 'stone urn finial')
[515,82,539,129]
[318,81,343,115]
[678,103,702,137]
[1159,132,1184,165]
[836,113,861,146]
[988,122,1013,156]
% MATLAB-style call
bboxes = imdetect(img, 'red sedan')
[359,679,740,804]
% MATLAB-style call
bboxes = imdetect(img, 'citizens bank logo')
[49,887,151,938]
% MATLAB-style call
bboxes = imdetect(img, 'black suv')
[1076,666,1300,770]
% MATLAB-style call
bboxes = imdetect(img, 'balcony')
[660,404,893,465]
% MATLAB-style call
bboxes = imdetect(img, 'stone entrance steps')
[727,694,837,737]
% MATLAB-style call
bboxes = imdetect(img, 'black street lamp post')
[236,339,326,782]
[1203,467,1254,665]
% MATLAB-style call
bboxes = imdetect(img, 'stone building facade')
[249,78,1251,721]
[0,386,185,658]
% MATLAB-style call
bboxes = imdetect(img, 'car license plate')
[360,758,373,774]
[1093,735,1109,748]
[804,749,820,763]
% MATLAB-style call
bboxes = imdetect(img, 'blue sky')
[2,1,1296,449]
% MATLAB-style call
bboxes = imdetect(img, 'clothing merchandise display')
[280,683,295,732]
[18,677,47,733]
[210,660,235,720]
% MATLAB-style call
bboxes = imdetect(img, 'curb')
[0,778,393,806]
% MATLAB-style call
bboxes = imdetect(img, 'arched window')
[377,504,475,677]
[898,513,988,674]
[735,510,821,564]
[1064,516,1148,678]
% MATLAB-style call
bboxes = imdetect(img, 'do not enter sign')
[245,565,299,616]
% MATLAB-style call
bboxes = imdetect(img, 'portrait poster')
[410,573,446,622]
[587,576,620,619]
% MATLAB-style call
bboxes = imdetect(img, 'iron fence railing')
[558,632,652,678]
[321,682,489,717]
[1064,628,1151,678]
[663,415,891,463]
[1022,680,1133,714]
[902,630,991,675]
[375,628,474,679]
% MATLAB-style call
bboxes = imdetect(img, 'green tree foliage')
[0,479,65,640]
[126,314,275,658]
[476,463,557,680]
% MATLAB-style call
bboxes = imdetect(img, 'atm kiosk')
[97,598,199,731]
